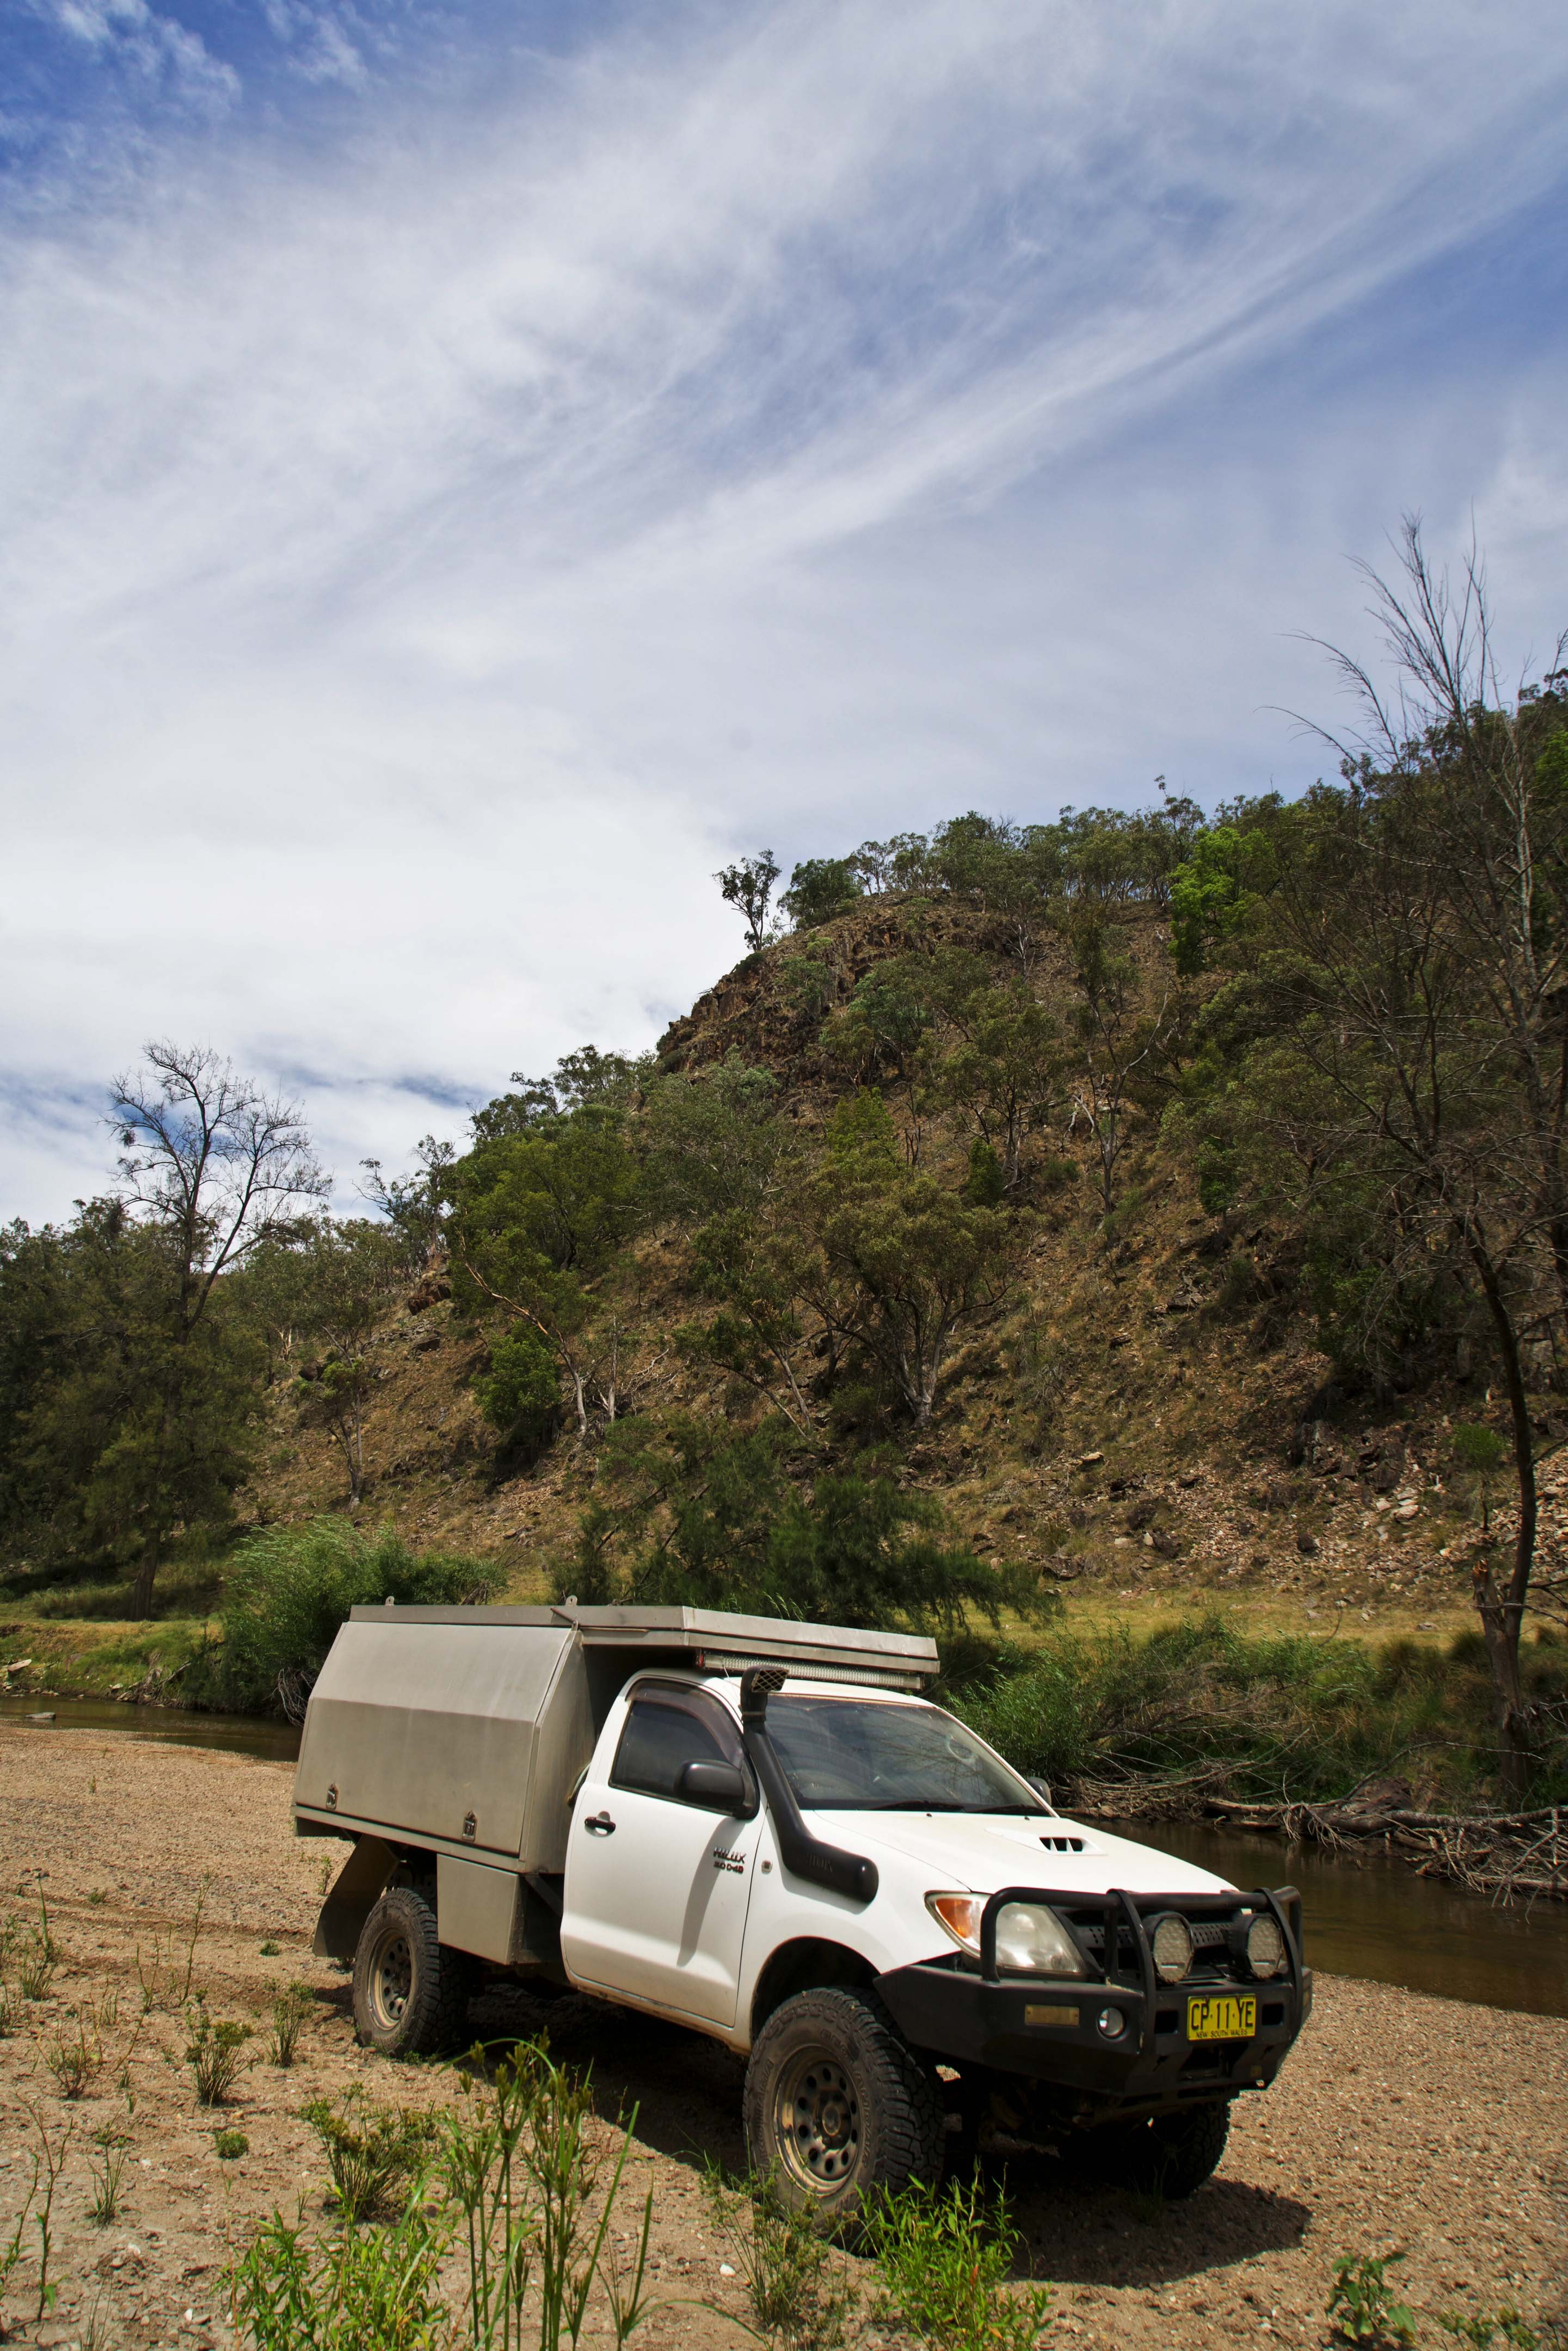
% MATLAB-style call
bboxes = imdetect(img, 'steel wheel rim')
[774,2050,861,2193]
[371,1929,414,2028]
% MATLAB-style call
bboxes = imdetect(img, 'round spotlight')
[1096,2007,1126,2039]
[1150,1914,1195,1985]
[1246,1913,1288,1979]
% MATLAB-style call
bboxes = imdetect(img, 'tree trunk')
[1468,1235,1538,1803]
[1472,1557,1532,1804]
[347,1404,364,1507]
[131,1527,161,1621]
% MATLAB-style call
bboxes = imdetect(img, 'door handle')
[584,1811,616,1836]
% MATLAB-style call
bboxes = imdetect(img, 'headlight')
[924,1893,1086,1977]
[993,1902,1087,1978]
[1246,1913,1288,1979]
[1150,1913,1195,1984]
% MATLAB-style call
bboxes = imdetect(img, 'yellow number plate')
[1187,1993,1256,2042]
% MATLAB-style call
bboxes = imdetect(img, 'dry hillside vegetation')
[242,893,1552,1639]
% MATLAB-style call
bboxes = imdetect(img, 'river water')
[1104,1817,1568,2021]
[0,1695,302,1763]
[5,1700,1564,2019]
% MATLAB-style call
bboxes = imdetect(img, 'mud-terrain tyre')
[351,1887,472,2058]
[1081,2099,1230,2200]
[743,1988,943,2232]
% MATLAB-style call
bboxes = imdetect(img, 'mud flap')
[313,1836,397,1960]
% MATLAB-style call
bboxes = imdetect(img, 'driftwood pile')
[1068,1770,1568,1902]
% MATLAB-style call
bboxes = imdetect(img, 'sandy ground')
[0,1727,1563,2351]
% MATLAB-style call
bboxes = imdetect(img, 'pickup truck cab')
[294,1605,1309,2224]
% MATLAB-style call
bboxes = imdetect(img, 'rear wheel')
[1080,2100,1230,2199]
[351,1886,472,2058]
[743,1989,943,2231]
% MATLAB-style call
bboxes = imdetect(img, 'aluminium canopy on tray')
[292,1605,938,1874]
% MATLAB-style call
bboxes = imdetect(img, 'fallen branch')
[1062,1782,1567,1902]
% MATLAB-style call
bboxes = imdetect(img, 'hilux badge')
[712,1847,746,1874]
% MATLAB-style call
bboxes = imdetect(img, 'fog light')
[1246,1914,1288,1979]
[1096,2007,1126,2039]
[1150,1913,1195,1985]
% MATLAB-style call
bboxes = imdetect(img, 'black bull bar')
[875,1883,1311,2122]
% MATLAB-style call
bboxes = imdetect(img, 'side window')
[610,1685,743,1804]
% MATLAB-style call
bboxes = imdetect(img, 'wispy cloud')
[258,0,371,89]
[3,0,1566,1217]
[31,0,239,111]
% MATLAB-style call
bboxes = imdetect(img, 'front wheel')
[743,1989,943,2231]
[351,1886,472,2058]
[1079,2099,1230,2199]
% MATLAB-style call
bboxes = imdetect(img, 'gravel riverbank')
[0,1726,1563,2349]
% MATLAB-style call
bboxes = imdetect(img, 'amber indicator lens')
[925,1892,983,1953]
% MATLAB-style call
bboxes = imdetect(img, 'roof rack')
[350,1603,939,1688]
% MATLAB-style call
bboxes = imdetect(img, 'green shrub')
[87,2125,129,2224]
[230,2201,450,2351]
[189,1518,497,1716]
[214,2129,249,2160]
[186,2004,253,2105]
[302,2091,437,2225]
[269,1982,313,2067]
[702,2165,855,2349]
[1326,2251,1416,2347]
[862,2175,1051,2350]
[44,2006,103,2098]
[954,1615,1568,1808]
[1439,2307,1566,2348]
[963,1140,1006,1207]
[475,1328,560,1461]
[781,857,861,929]
[572,1412,1054,1641]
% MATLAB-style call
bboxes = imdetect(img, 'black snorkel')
[739,1666,880,1906]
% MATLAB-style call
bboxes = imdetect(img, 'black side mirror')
[1027,1777,1053,1807]
[676,1759,754,1814]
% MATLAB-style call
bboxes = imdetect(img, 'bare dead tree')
[1280,519,1568,1797]
[109,1043,327,1612]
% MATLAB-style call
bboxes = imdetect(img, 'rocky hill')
[245,887,1527,1645]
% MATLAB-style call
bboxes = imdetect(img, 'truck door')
[561,1680,759,2028]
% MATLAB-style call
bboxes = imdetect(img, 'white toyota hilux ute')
[293,1605,1310,2224]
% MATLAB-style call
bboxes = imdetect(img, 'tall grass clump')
[302,2092,437,2224]
[862,2175,1052,2351]
[702,2165,856,2349]
[188,1517,498,1716]
[233,2038,664,2351]
[185,2003,253,2105]
[231,2201,451,2351]
[954,1614,1568,1809]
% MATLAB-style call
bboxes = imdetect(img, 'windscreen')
[764,1696,1042,1813]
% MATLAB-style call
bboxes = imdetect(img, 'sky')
[3,0,1566,1223]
